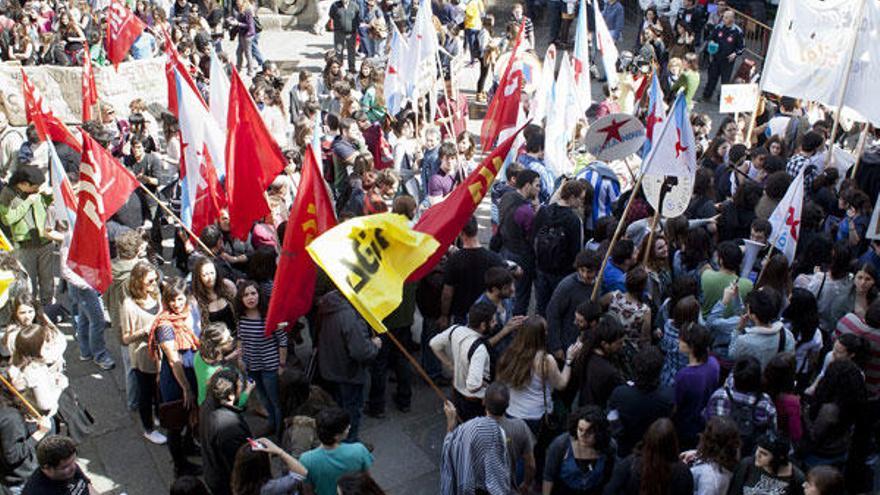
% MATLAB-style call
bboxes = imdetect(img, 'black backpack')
[533,208,571,273]
[725,387,766,454]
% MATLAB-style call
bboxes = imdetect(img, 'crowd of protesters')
[0,0,878,494]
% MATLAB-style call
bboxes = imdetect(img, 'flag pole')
[824,0,868,169]
[136,183,216,256]
[0,372,42,420]
[380,324,448,404]
[642,208,661,266]
[744,89,761,146]
[592,91,682,301]
[591,171,645,302]
[851,123,872,178]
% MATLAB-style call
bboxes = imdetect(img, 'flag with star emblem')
[571,0,591,105]
[481,19,525,150]
[767,167,804,264]
[641,72,665,160]
[641,92,697,217]
[177,68,227,239]
[643,92,696,178]
[265,143,336,335]
[719,83,759,113]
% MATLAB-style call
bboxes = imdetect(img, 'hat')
[9,165,45,187]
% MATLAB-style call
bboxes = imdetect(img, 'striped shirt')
[576,163,621,230]
[836,313,880,399]
[238,317,288,372]
[440,417,511,495]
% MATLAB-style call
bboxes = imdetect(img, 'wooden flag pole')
[0,372,42,420]
[642,208,661,266]
[380,326,448,404]
[851,124,872,178]
[591,171,646,302]
[744,89,762,146]
[136,183,216,256]
[824,0,868,169]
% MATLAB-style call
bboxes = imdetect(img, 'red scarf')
[148,309,200,361]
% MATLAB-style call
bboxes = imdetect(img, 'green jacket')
[671,69,700,110]
[0,187,52,245]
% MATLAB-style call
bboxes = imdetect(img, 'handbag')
[538,358,566,439]
[158,400,189,430]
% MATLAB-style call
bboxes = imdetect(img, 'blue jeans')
[71,285,112,364]
[465,29,480,61]
[121,345,138,410]
[248,370,281,435]
[329,381,365,442]
[502,250,535,316]
[251,33,265,67]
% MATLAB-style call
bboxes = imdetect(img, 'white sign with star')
[719,83,759,113]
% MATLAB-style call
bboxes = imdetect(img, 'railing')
[621,1,773,61]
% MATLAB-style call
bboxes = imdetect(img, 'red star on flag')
[573,57,584,84]
[724,94,735,106]
[785,206,800,240]
[598,118,628,147]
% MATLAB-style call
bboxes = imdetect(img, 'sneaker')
[143,430,167,445]
[94,357,116,370]
[78,355,94,362]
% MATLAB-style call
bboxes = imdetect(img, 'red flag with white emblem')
[68,134,141,293]
[480,20,525,150]
[105,0,146,68]
[264,143,336,334]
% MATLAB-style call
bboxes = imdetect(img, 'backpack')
[533,208,571,273]
[724,387,766,454]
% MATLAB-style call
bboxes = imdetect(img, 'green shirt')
[670,69,701,110]
[300,443,373,495]
[193,352,250,407]
[0,188,52,244]
[701,269,753,316]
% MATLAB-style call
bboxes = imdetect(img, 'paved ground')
[65,9,731,494]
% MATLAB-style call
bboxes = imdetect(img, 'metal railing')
[620,1,773,61]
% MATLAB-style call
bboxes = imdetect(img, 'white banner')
[761,0,880,127]
[0,57,168,126]
[720,83,759,113]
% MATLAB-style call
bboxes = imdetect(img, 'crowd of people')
[0,0,878,494]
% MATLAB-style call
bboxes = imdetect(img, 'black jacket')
[199,399,251,495]
[0,406,38,491]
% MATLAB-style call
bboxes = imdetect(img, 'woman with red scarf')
[148,277,202,477]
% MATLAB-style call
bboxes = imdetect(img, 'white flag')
[593,0,619,89]
[403,0,439,101]
[532,44,557,124]
[384,23,408,116]
[572,0,591,105]
[209,50,230,134]
[545,54,575,177]
[767,168,805,264]
[761,0,880,127]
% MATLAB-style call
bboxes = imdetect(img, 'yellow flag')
[0,270,15,308]
[306,213,439,334]
[0,230,11,252]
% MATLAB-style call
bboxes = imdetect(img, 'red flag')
[68,134,141,292]
[480,20,525,150]
[410,124,526,281]
[264,145,336,334]
[21,70,83,153]
[225,66,287,240]
[82,43,97,121]
[105,0,146,67]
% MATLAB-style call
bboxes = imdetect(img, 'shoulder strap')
[777,328,787,353]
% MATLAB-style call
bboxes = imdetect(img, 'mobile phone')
[247,438,265,450]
